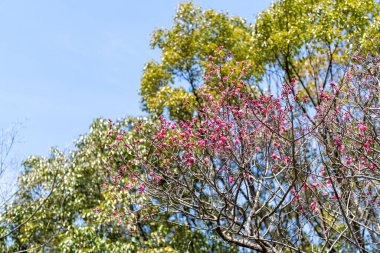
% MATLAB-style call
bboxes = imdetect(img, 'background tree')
[140,2,261,121]
[140,0,379,120]
[0,124,22,252]
[0,118,234,252]
[253,0,379,100]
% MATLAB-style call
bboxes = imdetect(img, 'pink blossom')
[332,137,341,143]
[358,123,368,132]
[197,140,205,147]
[309,200,319,213]
[246,173,253,180]
[281,156,290,163]
[228,176,235,184]
[346,156,351,165]
[291,189,302,202]
[116,135,123,141]
[320,167,325,176]
[364,141,371,152]
[311,182,322,189]
[138,183,146,194]
[220,136,228,143]
[154,176,162,184]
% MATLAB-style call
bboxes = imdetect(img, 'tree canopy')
[140,0,379,120]
[1,0,379,252]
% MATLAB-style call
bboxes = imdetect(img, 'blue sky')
[0,0,272,167]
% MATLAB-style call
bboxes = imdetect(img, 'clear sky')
[0,0,273,167]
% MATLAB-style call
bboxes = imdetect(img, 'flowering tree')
[108,50,380,252]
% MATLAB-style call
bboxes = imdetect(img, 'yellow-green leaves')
[141,0,379,120]
[140,2,260,120]
[359,14,380,54]
[253,0,379,104]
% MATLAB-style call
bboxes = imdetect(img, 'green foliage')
[254,0,378,61]
[253,0,379,94]
[1,119,130,251]
[141,0,379,120]
[140,2,261,120]
[358,14,380,54]
[1,118,234,252]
